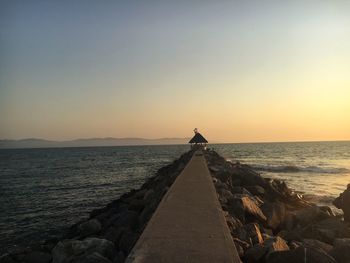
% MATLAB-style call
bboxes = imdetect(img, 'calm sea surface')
[1,141,350,253]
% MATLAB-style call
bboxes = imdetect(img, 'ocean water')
[1,141,350,253]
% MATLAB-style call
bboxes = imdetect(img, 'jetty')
[126,150,241,262]
[3,131,350,263]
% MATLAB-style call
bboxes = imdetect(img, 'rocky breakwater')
[0,150,194,263]
[205,149,350,263]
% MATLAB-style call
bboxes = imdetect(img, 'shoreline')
[1,149,349,263]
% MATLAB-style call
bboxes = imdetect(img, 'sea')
[1,141,350,253]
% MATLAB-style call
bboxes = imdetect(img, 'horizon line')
[1,136,349,144]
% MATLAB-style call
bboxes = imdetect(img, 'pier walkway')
[126,150,241,263]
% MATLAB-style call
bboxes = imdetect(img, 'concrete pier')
[126,150,241,263]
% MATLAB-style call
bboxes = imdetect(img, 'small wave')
[252,164,350,174]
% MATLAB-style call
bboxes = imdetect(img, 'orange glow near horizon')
[1,1,350,142]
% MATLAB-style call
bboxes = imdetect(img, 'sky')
[1,0,350,143]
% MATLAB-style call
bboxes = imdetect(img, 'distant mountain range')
[0,137,190,149]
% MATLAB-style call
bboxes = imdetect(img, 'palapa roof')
[189,132,208,144]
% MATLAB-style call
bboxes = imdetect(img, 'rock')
[284,211,295,231]
[330,238,350,263]
[261,201,286,230]
[246,185,265,196]
[294,206,333,226]
[104,226,125,244]
[244,236,289,262]
[77,252,112,263]
[333,184,350,222]
[229,195,266,222]
[236,223,264,246]
[110,210,139,230]
[244,244,266,263]
[264,236,289,255]
[52,238,115,263]
[78,219,102,237]
[143,189,155,202]
[0,255,16,263]
[302,218,350,243]
[231,187,253,196]
[217,188,234,204]
[333,238,350,247]
[302,239,333,253]
[225,212,243,233]
[24,251,52,263]
[214,180,230,191]
[233,237,251,252]
[112,251,125,263]
[118,230,139,254]
[266,246,337,263]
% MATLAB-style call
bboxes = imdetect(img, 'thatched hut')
[189,128,208,149]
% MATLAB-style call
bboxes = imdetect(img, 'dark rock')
[333,184,350,222]
[246,185,265,196]
[303,218,350,243]
[104,226,125,245]
[294,205,333,226]
[330,238,350,263]
[231,187,253,196]
[78,219,102,237]
[118,230,139,254]
[261,201,286,230]
[0,255,16,263]
[233,237,251,252]
[6,247,32,262]
[138,202,158,229]
[302,239,333,253]
[52,238,115,263]
[244,244,266,263]
[77,252,112,263]
[236,223,264,246]
[266,246,337,263]
[112,251,125,263]
[217,188,234,204]
[225,213,243,233]
[128,198,147,212]
[24,251,52,263]
[143,189,155,202]
[111,210,139,230]
[243,236,289,263]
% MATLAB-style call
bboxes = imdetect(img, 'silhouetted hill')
[0,137,190,149]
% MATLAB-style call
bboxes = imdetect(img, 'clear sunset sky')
[1,1,349,143]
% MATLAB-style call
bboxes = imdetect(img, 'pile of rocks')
[205,149,350,263]
[2,149,350,263]
[0,150,194,263]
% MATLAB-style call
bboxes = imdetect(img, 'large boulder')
[236,223,264,246]
[266,246,337,263]
[78,219,102,237]
[330,238,350,263]
[244,236,289,262]
[52,238,115,263]
[302,239,333,254]
[294,206,333,226]
[217,188,234,204]
[229,195,266,223]
[261,201,286,230]
[283,217,350,244]
[263,236,289,255]
[333,184,350,222]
